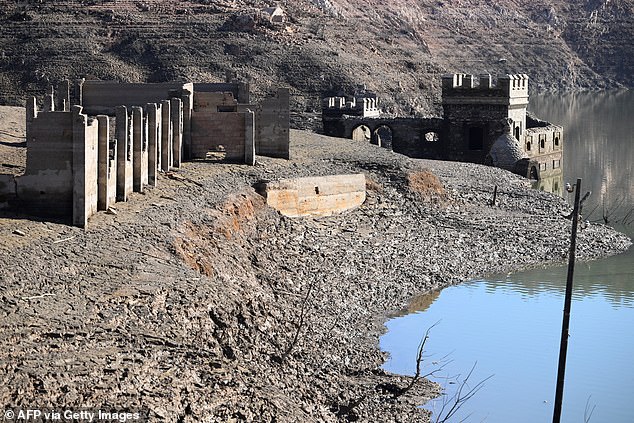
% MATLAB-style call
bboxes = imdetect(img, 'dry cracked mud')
[0,109,631,421]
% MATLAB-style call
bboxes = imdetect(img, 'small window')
[553,159,560,169]
[554,137,560,148]
[424,132,439,142]
[526,141,531,151]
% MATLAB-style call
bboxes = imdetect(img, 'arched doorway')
[374,125,393,149]
[352,125,371,143]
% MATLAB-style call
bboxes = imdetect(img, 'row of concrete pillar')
[97,98,183,211]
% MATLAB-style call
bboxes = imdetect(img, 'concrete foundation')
[261,174,366,217]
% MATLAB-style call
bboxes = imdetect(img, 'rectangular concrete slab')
[263,174,366,217]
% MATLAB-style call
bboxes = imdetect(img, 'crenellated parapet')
[442,73,529,105]
[322,94,380,118]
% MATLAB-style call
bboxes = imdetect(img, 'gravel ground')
[0,129,630,422]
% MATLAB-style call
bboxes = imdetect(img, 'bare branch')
[434,362,494,423]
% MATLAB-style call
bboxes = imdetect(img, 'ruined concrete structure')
[322,74,563,181]
[258,174,366,217]
[0,77,290,227]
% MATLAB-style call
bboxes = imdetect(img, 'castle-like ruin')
[0,77,290,227]
[322,73,563,183]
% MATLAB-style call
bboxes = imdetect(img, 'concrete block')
[262,174,366,217]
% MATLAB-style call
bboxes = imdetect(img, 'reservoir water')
[380,91,634,422]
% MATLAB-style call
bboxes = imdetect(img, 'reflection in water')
[382,92,634,422]
[530,91,634,225]
[532,171,564,196]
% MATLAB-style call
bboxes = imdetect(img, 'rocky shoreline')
[0,130,630,422]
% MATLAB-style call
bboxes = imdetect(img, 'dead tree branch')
[433,362,494,423]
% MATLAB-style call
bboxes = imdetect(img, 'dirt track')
[0,115,630,421]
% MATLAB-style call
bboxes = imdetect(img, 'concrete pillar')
[71,106,98,228]
[170,98,182,168]
[161,100,172,172]
[146,103,159,187]
[181,89,192,160]
[97,115,116,210]
[245,109,255,166]
[132,106,148,192]
[56,80,70,112]
[116,106,133,202]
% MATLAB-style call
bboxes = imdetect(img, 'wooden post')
[552,178,582,423]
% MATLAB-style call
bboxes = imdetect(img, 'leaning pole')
[552,178,582,423]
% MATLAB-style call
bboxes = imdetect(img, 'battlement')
[442,73,529,100]
[322,94,380,118]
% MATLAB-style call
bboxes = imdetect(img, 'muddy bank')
[0,130,630,422]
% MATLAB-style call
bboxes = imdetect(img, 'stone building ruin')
[0,77,290,227]
[322,73,563,184]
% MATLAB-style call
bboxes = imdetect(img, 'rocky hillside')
[0,0,632,115]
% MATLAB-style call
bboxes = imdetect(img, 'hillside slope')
[0,0,632,114]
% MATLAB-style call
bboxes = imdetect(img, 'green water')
[381,91,634,422]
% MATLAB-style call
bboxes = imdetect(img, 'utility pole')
[552,178,582,423]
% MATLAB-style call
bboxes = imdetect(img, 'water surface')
[381,91,634,422]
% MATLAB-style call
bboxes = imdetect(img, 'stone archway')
[374,125,393,149]
[351,125,371,143]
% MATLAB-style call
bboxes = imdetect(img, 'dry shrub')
[407,169,449,203]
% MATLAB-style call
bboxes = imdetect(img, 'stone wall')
[255,88,290,159]
[191,111,250,162]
